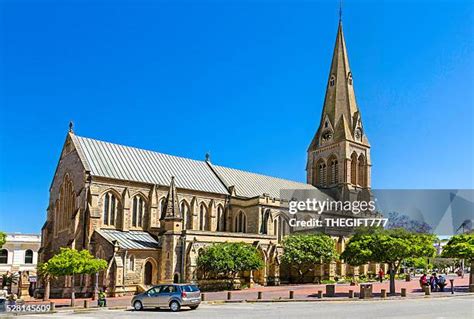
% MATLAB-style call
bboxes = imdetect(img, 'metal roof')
[96,229,161,250]
[210,164,320,199]
[72,135,229,195]
[71,134,321,199]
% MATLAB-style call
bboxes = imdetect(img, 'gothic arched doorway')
[144,261,153,285]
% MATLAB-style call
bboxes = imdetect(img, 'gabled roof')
[69,133,320,199]
[96,229,161,250]
[71,134,229,195]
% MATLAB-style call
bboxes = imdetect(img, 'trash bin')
[359,284,373,299]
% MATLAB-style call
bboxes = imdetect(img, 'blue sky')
[0,0,473,234]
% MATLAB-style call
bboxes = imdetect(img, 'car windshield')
[182,285,199,292]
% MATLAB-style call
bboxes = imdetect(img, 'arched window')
[328,156,339,185]
[358,155,366,187]
[199,203,207,231]
[25,249,33,264]
[103,192,117,226]
[351,152,358,185]
[261,210,271,234]
[132,195,145,227]
[217,205,225,231]
[317,159,327,187]
[348,72,353,85]
[0,249,8,264]
[56,175,76,231]
[159,197,167,220]
[180,201,192,230]
[330,74,336,86]
[129,255,135,271]
[234,211,247,233]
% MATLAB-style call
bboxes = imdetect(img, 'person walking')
[378,269,384,283]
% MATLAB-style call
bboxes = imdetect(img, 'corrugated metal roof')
[210,164,320,199]
[71,135,230,195]
[96,229,161,250]
[71,134,322,200]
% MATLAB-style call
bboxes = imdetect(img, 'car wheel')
[169,300,180,312]
[190,305,199,310]
[133,300,143,311]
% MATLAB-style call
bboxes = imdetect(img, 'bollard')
[424,286,430,295]
[227,291,232,300]
[83,300,89,308]
[380,289,386,298]
[405,274,411,282]
[450,279,454,294]
[317,290,323,299]
[258,291,263,300]
[50,302,56,311]
[348,290,354,298]
[325,284,336,297]
[401,288,406,297]
[289,290,294,299]
[201,293,206,301]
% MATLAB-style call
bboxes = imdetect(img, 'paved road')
[8,296,474,319]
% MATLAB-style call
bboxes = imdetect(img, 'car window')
[148,286,161,296]
[182,285,199,292]
[161,285,176,293]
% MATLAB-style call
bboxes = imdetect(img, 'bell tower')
[307,20,371,201]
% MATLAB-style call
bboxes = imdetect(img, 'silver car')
[132,284,201,312]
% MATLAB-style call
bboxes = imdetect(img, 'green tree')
[0,232,6,248]
[441,234,474,287]
[197,242,263,285]
[46,248,107,306]
[441,234,474,261]
[341,228,435,295]
[281,234,338,283]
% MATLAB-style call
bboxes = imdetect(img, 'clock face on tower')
[321,130,333,143]
[355,128,362,141]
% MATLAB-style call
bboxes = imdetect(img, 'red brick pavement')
[25,275,470,308]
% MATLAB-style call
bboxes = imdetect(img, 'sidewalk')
[24,275,470,309]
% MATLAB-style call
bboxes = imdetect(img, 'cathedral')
[39,20,378,297]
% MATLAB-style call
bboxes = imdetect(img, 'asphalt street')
[6,296,474,319]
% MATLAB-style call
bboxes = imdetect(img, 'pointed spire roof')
[163,176,182,220]
[309,21,368,150]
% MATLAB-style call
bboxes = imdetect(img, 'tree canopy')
[197,242,263,280]
[0,232,6,248]
[441,234,474,261]
[281,234,338,282]
[46,248,108,277]
[341,228,435,294]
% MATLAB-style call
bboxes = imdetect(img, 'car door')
[142,286,161,307]
[157,285,174,306]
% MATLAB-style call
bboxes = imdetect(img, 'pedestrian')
[378,269,384,283]
[430,273,438,292]
[437,274,446,292]
[420,273,428,288]
[98,289,107,307]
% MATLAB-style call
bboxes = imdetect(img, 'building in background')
[0,233,41,297]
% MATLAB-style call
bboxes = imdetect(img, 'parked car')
[131,284,201,312]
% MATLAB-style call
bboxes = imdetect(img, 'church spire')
[308,19,368,151]
[306,18,371,195]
